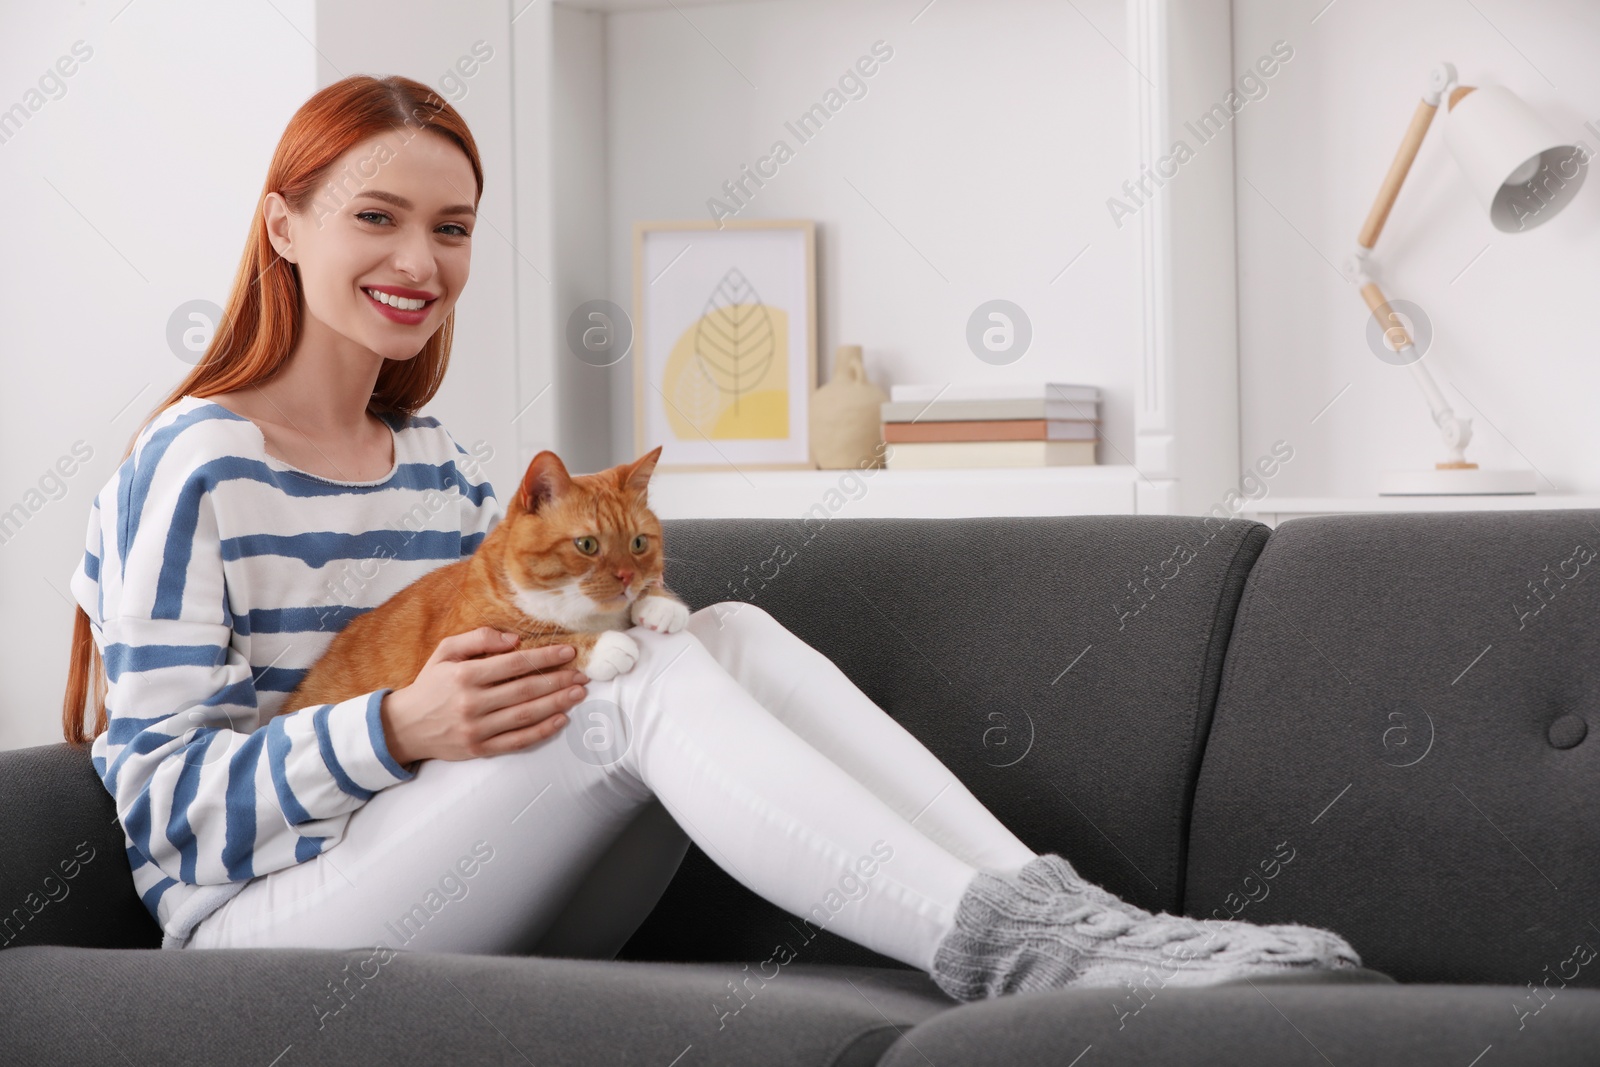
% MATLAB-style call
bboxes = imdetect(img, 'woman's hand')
[380,627,589,765]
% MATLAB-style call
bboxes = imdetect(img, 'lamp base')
[1378,467,1538,495]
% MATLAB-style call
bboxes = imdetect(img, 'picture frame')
[632,219,818,472]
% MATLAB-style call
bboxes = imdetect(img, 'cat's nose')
[616,568,633,586]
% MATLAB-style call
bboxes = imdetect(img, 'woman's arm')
[81,424,414,887]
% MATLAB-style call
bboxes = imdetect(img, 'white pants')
[183,602,1038,972]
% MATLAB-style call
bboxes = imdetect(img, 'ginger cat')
[276,446,690,725]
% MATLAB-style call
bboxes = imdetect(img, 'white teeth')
[364,288,429,311]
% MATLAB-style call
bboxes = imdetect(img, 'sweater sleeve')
[445,427,502,558]
[78,428,415,888]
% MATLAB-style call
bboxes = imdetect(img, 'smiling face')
[262,127,477,363]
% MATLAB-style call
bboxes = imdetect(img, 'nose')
[615,567,633,586]
[391,226,436,284]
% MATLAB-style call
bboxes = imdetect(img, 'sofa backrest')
[0,742,161,951]
[1185,511,1600,988]
[3,513,1267,961]
[621,514,1269,967]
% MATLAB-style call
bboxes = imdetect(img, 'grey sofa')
[4,512,1597,1065]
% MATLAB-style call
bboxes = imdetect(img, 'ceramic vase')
[810,344,888,470]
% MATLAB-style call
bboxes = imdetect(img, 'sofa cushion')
[623,515,1269,968]
[875,978,1600,1066]
[0,946,954,1067]
[0,742,161,950]
[1186,512,1600,986]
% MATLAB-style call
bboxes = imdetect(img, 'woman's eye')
[355,212,468,238]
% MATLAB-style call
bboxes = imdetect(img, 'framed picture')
[632,219,817,471]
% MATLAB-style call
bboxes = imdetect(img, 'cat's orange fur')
[276,445,689,729]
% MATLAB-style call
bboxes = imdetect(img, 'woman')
[61,75,1362,1001]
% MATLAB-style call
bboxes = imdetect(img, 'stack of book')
[880,383,1101,469]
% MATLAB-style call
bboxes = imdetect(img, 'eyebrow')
[353,189,476,217]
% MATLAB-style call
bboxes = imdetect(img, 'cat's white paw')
[631,595,689,634]
[584,630,640,680]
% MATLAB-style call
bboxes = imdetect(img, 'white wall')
[314,0,525,482]
[602,0,1142,468]
[547,2,615,474]
[0,0,531,750]
[1233,0,1600,496]
[0,1,317,751]
[507,0,614,477]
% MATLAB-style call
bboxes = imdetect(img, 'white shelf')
[1239,495,1600,528]
[649,465,1141,520]
[511,0,1236,517]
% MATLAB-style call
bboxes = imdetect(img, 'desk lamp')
[1348,62,1586,494]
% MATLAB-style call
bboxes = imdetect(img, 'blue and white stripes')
[69,395,502,948]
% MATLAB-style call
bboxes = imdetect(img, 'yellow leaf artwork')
[661,267,790,440]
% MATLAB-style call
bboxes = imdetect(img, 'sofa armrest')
[0,742,160,950]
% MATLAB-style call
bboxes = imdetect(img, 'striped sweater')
[68,395,502,948]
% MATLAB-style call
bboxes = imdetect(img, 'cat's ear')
[515,451,573,516]
[622,446,663,496]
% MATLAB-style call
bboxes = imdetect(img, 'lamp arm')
[1347,62,1477,470]
[1408,364,1473,463]
[1357,101,1440,249]
[1348,265,1475,465]
[1357,63,1456,252]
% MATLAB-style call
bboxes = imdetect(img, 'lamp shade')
[1443,85,1586,232]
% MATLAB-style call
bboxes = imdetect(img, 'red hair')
[62,74,484,745]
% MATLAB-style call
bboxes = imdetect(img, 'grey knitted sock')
[930,862,1362,1001]
[1014,853,1156,919]
[1011,851,1362,968]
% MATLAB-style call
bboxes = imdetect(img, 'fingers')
[434,626,517,665]
[481,667,587,715]
[447,627,579,686]
[478,712,571,757]
[475,640,579,687]
[475,690,581,753]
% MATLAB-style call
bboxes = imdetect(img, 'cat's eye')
[631,534,648,553]
[574,536,599,555]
